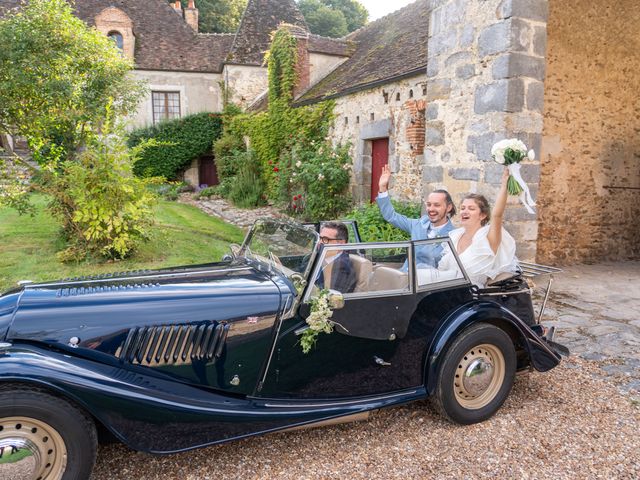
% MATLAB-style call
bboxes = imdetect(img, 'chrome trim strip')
[262,389,419,408]
[27,266,250,288]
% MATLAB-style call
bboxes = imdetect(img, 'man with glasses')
[376,164,455,268]
[316,222,356,294]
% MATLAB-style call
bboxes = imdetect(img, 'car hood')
[5,261,293,351]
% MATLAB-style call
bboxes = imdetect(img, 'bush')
[228,150,266,208]
[49,133,156,260]
[128,112,223,179]
[347,200,422,242]
[194,186,220,199]
[280,142,352,221]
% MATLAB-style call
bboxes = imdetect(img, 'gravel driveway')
[91,357,639,479]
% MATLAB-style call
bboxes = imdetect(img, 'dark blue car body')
[0,219,562,474]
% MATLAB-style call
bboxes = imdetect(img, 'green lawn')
[0,195,245,292]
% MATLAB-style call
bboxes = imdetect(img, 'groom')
[376,165,455,268]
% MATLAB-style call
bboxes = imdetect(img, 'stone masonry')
[424,0,548,261]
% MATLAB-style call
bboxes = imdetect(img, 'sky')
[359,0,417,21]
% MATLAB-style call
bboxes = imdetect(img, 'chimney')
[172,1,182,14]
[292,33,310,99]
[184,0,199,32]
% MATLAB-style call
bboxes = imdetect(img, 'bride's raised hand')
[379,164,392,193]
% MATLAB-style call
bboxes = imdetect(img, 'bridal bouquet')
[491,139,536,214]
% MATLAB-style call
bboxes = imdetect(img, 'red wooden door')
[199,156,219,187]
[370,138,389,202]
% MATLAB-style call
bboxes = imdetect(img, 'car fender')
[424,300,561,395]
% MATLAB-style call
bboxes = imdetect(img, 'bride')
[438,169,519,287]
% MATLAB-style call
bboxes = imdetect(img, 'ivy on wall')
[214,25,351,219]
[128,112,223,179]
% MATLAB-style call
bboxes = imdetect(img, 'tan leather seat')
[368,266,409,292]
[348,254,373,292]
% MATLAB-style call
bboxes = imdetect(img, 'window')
[152,91,181,124]
[413,238,468,291]
[396,92,401,101]
[409,89,414,98]
[306,243,412,300]
[107,31,123,51]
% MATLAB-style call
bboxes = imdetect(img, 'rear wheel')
[0,386,97,480]
[431,323,516,424]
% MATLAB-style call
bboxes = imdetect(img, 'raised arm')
[376,165,415,233]
[487,168,509,254]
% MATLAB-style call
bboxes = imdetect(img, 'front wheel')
[431,323,516,424]
[0,386,97,480]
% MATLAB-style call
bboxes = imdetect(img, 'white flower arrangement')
[300,289,344,353]
[491,138,537,214]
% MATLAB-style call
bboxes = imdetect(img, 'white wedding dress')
[438,225,519,288]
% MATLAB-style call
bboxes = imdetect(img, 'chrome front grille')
[117,322,229,366]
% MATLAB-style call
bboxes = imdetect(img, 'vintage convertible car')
[0,219,567,480]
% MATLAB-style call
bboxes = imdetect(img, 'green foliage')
[347,200,422,242]
[171,0,247,33]
[194,186,220,199]
[148,181,192,201]
[0,194,243,292]
[228,150,266,208]
[127,113,223,179]
[0,0,148,258]
[0,0,145,161]
[280,142,351,221]
[49,132,157,261]
[298,0,368,37]
[212,26,347,216]
[299,0,348,38]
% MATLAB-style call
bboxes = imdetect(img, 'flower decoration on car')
[300,289,346,354]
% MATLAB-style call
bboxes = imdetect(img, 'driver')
[316,222,356,294]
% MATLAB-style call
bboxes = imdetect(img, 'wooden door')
[370,138,389,202]
[199,155,219,187]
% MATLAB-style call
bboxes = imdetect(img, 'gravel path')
[91,357,639,479]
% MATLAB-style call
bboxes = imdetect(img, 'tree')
[322,0,368,32]
[172,0,247,33]
[0,0,148,259]
[298,0,368,37]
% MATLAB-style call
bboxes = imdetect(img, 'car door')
[259,242,427,398]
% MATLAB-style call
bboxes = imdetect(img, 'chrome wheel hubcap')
[0,417,67,480]
[454,344,505,409]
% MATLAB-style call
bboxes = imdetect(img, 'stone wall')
[423,0,548,261]
[222,65,268,109]
[129,70,222,128]
[537,0,640,264]
[329,77,427,204]
[309,53,348,87]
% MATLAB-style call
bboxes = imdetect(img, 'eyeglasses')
[320,236,342,244]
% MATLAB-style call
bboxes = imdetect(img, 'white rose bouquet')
[491,138,536,214]
[300,289,346,353]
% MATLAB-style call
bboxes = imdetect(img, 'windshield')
[240,219,319,276]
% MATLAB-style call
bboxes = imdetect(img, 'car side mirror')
[327,289,345,310]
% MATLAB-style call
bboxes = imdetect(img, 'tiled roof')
[74,0,232,73]
[296,0,429,104]
[0,0,233,73]
[308,34,351,56]
[227,0,308,65]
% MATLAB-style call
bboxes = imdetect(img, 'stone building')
[299,0,638,264]
[2,0,637,264]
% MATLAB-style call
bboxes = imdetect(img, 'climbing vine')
[214,25,351,220]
